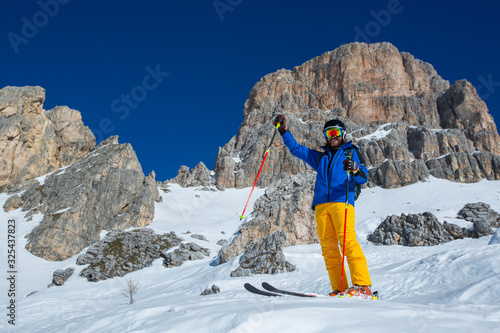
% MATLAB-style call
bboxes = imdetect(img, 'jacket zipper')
[327,155,333,202]
[327,145,347,202]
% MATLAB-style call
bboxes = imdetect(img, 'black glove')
[273,115,287,135]
[343,159,359,174]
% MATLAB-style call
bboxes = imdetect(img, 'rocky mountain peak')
[214,42,500,189]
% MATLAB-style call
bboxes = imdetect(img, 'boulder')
[200,285,220,296]
[230,231,296,277]
[457,202,500,237]
[161,242,210,268]
[49,268,75,287]
[77,229,183,282]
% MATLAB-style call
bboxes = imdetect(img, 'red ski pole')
[340,153,352,294]
[239,125,279,221]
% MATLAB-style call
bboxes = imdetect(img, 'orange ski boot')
[345,285,372,298]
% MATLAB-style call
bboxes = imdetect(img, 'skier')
[273,114,372,297]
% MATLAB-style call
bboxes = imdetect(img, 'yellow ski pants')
[315,202,371,292]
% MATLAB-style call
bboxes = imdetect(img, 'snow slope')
[1,177,500,333]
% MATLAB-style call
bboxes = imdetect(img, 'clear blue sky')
[2,0,499,181]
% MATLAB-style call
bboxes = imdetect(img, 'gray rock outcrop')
[77,229,183,282]
[457,202,500,237]
[5,135,161,261]
[0,86,161,261]
[168,162,215,188]
[0,86,95,189]
[191,234,208,241]
[161,242,210,268]
[49,268,75,287]
[230,231,296,277]
[367,212,467,246]
[368,203,500,246]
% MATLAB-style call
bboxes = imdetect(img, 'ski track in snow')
[1,178,500,332]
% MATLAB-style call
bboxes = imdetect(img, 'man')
[273,114,372,297]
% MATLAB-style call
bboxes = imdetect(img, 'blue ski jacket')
[281,130,368,210]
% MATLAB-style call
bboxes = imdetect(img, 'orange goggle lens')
[324,126,344,139]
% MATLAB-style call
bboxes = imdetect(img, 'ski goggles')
[324,126,344,139]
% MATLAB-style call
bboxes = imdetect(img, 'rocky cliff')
[0,86,95,189]
[1,87,160,261]
[215,42,500,264]
[214,42,499,190]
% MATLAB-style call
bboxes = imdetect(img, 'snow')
[232,153,242,164]
[52,207,72,215]
[1,177,500,332]
[356,124,394,141]
[489,229,500,245]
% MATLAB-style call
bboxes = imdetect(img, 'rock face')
[77,229,183,282]
[230,231,296,277]
[4,135,161,261]
[0,86,162,261]
[168,162,216,188]
[0,86,95,189]
[214,43,499,190]
[219,173,318,264]
[368,203,500,246]
[214,42,500,263]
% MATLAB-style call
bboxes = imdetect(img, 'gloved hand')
[273,115,287,135]
[343,159,359,174]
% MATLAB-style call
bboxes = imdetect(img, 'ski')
[244,283,282,297]
[245,282,379,300]
[261,282,323,298]
[262,282,379,300]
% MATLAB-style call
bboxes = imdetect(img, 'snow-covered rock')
[489,228,500,245]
